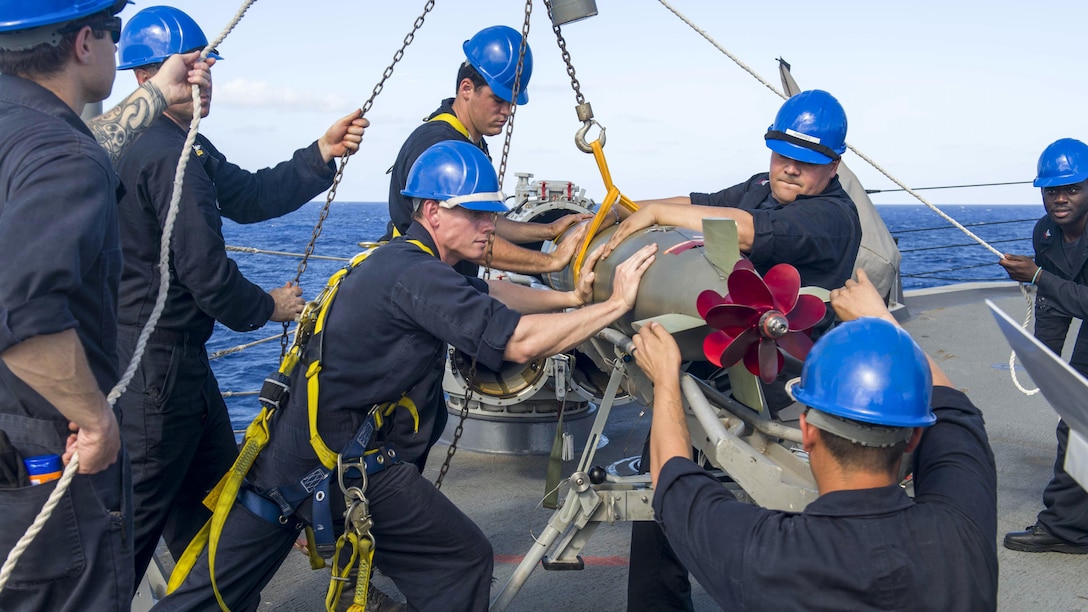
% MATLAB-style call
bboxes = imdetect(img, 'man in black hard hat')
[0,1,210,608]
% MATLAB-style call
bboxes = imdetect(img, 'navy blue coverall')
[386,98,487,279]
[386,98,488,238]
[0,73,133,611]
[1027,215,1088,545]
[156,223,522,611]
[114,114,335,582]
[629,171,862,611]
[655,387,997,611]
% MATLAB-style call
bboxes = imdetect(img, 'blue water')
[210,201,1042,431]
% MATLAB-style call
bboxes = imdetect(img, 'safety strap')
[166,240,434,608]
[429,112,472,141]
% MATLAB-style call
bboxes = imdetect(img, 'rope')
[1010,285,1040,395]
[226,245,351,262]
[654,0,1035,397]
[866,180,1033,194]
[209,328,298,360]
[0,0,258,592]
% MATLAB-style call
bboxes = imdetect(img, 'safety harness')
[169,240,432,612]
[391,112,478,241]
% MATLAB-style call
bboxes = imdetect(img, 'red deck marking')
[493,554,628,567]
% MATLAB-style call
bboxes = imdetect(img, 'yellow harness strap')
[167,239,436,610]
[429,112,472,140]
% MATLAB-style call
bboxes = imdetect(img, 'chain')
[544,0,586,105]
[496,0,533,189]
[435,354,475,490]
[280,0,438,358]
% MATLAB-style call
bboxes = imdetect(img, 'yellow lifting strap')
[325,529,375,612]
[429,112,472,141]
[571,139,640,284]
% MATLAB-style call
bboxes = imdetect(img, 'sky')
[100,0,1088,209]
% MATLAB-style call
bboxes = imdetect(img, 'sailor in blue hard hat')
[0,1,212,609]
[155,139,657,611]
[1000,138,1088,555]
[634,268,998,610]
[606,89,860,293]
[385,25,591,275]
[111,4,370,588]
[611,89,862,612]
[117,5,223,124]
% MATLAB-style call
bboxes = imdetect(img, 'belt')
[237,486,302,530]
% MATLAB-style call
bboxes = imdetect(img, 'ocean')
[209,201,1042,431]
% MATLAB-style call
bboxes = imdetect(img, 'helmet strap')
[0,24,63,51]
[441,191,506,208]
[805,408,912,448]
[765,130,841,162]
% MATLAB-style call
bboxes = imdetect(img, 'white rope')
[209,328,297,360]
[226,244,351,262]
[0,0,258,592]
[656,0,1038,395]
[1009,285,1040,395]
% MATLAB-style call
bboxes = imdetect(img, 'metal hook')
[575,120,606,153]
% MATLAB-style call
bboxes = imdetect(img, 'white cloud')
[215,78,351,113]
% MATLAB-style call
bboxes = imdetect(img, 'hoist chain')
[544,0,586,106]
[280,0,438,358]
[434,235,495,490]
[496,0,533,189]
[435,356,474,491]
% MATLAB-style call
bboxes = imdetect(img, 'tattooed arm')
[87,51,213,164]
[88,81,167,163]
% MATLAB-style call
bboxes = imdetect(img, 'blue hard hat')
[463,25,532,105]
[401,141,508,212]
[117,5,221,70]
[788,318,935,428]
[765,89,848,165]
[1033,138,1088,188]
[0,0,124,32]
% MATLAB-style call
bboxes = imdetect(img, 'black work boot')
[1004,523,1088,554]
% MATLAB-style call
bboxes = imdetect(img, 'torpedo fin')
[702,218,741,276]
[798,286,831,302]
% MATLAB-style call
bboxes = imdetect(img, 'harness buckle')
[345,499,373,537]
[337,452,368,499]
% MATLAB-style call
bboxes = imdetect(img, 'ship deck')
[231,282,1088,610]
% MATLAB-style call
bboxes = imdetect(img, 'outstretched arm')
[829,269,952,388]
[494,213,592,244]
[472,222,589,274]
[503,244,657,362]
[316,109,369,163]
[604,201,755,255]
[634,322,688,488]
[88,51,213,163]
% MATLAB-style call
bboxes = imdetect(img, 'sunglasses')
[60,16,122,44]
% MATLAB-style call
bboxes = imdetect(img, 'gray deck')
[249,283,1088,611]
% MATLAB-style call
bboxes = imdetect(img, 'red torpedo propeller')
[697,260,826,383]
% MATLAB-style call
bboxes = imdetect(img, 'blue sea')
[210,202,1042,431]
